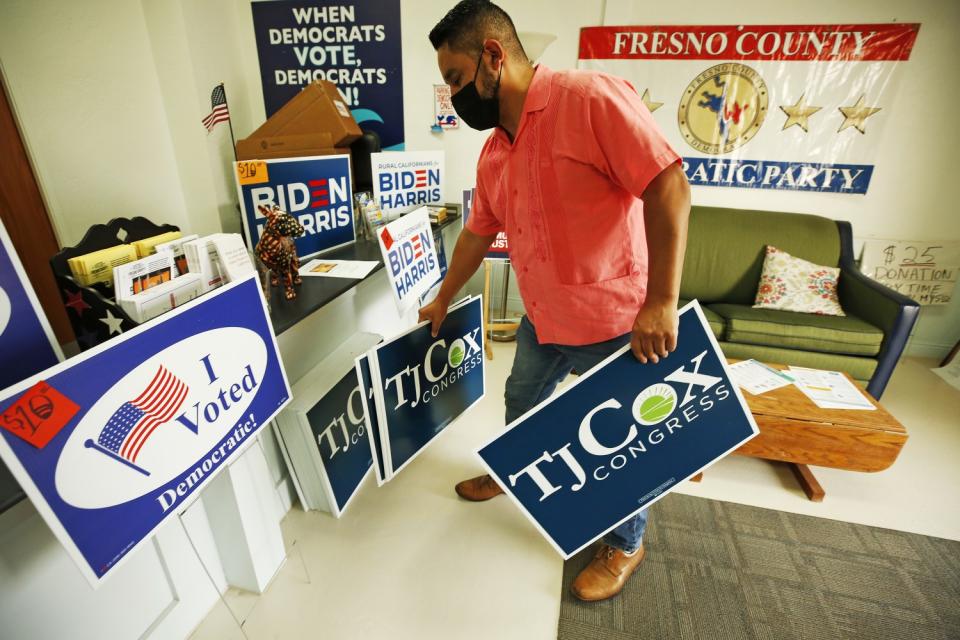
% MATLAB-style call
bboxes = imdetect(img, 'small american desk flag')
[202,84,230,132]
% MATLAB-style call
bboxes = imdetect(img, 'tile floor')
[189,347,960,640]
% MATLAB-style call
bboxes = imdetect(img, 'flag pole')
[220,82,238,162]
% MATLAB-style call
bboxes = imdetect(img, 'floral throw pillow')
[753,246,845,316]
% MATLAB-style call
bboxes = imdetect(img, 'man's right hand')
[418,297,450,337]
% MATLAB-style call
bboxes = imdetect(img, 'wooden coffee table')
[694,361,908,501]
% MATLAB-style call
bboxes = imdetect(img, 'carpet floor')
[559,493,960,640]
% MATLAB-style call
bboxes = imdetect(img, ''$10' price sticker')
[1,381,80,448]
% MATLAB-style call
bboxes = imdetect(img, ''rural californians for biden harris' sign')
[478,302,758,558]
[0,276,291,586]
[377,207,440,313]
[235,155,355,259]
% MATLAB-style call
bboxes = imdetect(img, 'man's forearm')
[435,227,497,304]
[642,163,691,305]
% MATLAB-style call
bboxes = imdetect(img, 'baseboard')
[905,339,951,360]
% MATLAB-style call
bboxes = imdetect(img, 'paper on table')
[788,366,876,410]
[728,359,794,395]
[299,259,379,279]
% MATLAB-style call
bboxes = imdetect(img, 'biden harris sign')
[478,302,758,558]
[235,155,355,259]
[0,276,291,585]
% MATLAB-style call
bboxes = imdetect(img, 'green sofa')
[680,206,920,399]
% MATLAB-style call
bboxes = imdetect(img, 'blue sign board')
[235,155,355,259]
[0,276,291,585]
[0,220,62,390]
[682,157,873,194]
[305,367,372,514]
[478,303,758,558]
[356,354,386,485]
[462,188,509,260]
[251,0,405,150]
[370,296,485,479]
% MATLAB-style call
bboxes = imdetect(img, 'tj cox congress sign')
[235,155,355,259]
[0,276,291,585]
[478,302,758,558]
[578,23,920,195]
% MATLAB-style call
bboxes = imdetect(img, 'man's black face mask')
[451,50,502,131]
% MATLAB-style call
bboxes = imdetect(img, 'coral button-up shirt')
[465,65,680,346]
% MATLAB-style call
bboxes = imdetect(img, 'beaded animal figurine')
[255,204,305,300]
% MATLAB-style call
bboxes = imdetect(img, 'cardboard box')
[251,80,361,147]
[236,132,334,160]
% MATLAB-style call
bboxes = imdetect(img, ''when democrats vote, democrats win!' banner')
[368,297,485,480]
[478,302,757,558]
[377,207,441,312]
[372,151,443,216]
[235,155,355,259]
[0,276,291,585]
[578,23,919,195]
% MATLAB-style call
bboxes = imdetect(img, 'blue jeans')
[504,315,647,554]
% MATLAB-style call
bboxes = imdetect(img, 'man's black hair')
[429,0,528,60]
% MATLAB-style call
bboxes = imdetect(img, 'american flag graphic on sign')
[202,84,230,132]
[414,170,428,188]
[309,178,330,207]
[84,366,189,476]
[411,234,423,259]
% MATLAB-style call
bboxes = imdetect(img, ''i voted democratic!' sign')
[368,297,485,480]
[235,155,355,259]
[478,302,758,558]
[372,151,443,215]
[0,276,291,586]
[377,207,441,312]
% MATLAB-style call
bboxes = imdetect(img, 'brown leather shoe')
[571,543,646,602]
[454,474,505,501]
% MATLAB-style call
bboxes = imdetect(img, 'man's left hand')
[630,300,678,364]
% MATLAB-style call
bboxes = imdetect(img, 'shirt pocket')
[540,152,636,286]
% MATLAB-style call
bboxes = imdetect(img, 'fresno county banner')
[251,0,405,149]
[235,155,355,259]
[578,23,920,195]
[478,302,757,558]
[0,276,291,585]
[368,296,485,480]
[371,151,444,216]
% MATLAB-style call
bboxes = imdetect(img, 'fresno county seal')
[678,63,768,155]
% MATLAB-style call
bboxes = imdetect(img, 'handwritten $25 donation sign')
[366,296,485,481]
[478,302,758,558]
[0,276,291,585]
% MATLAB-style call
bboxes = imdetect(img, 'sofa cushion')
[709,304,883,357]
[680,207,841,305]
[679,299,725,339]
[753,246,845,316]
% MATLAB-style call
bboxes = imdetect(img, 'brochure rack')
[49,217,179,350]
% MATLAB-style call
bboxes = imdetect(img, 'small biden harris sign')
[0,276,291,585]
[477,302,758,558]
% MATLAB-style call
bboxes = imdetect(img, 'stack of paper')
[112,253,175,302]
[728,359,794,395]
[299,258,379,280]
[131,231,182,258]
[118,274,202,323]
[184,237,225,293]
[788,366,876,410]
[67,245,138,286]
[154,234,199,276]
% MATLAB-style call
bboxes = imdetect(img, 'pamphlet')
[67,244,138,287]
[132,231,182,258]
[788,366,876,410]
[154,234,198,276]
[210,233,255,282]
[728,359,794,395]
[299,258,379,280]
[118,273,202,323]
[184,237,224,293]
[112,253,176,302]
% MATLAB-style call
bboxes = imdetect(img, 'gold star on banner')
[99,309,124,335]
[641,89,663,113]
[779,94,822,132]
[838,95,881,134]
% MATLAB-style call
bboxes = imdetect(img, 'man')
[422,0,690,601]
